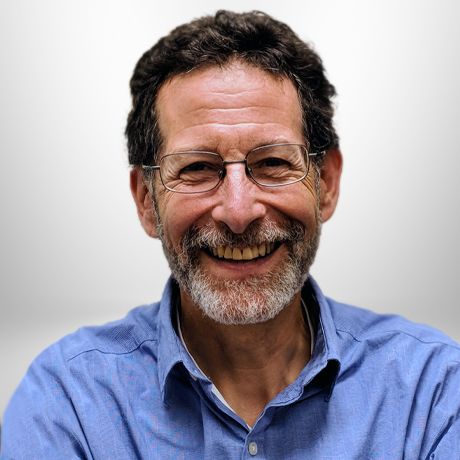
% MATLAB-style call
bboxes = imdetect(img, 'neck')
[179,290,312,427]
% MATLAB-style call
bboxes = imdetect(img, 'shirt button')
[248,441,258,456]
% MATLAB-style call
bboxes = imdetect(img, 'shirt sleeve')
[1,346,92,460]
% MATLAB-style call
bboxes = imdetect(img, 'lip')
[199,243,285,279]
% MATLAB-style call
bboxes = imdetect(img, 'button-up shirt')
[2,277,460,459]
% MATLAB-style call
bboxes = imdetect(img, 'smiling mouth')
[204,242,281,262]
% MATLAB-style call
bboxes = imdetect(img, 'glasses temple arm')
[308,150,326,158]
[141,165,161,171]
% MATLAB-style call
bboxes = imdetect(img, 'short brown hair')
[126,10,338,166]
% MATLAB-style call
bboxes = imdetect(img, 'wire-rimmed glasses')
[141,143,324,194]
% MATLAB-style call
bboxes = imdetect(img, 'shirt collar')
[157,276,342,402]
[156,278,202,402]
[301,277,341,399]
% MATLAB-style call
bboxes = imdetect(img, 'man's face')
[151,61,323,324]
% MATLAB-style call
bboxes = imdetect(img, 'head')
[128,11,342,325]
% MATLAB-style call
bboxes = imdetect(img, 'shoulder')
[325,297,460,407]
[56,301,162,362]
[327,297,460,354]
[4,301,163,387]
[6,301,163,411]
[9,301,163,393]
[1,302,163,457]
[327,298,460,421]
[326,298,460,457]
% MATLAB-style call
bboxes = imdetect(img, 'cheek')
[275,180,319,228]
[158,195,211,248]
[284,199,318,231]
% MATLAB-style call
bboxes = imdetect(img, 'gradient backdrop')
[1,0,459,418]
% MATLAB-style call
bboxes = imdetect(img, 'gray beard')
[157,216,321,326]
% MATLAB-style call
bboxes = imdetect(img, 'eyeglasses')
[142,143,324,194]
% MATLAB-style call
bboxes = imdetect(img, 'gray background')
[1,0,459,418]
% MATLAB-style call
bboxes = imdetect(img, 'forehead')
[155,61,304,153]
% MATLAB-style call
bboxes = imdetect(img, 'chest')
[71,372,431,459]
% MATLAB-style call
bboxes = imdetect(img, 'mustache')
[182,219,306,250]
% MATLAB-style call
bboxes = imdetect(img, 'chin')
[184,264,308,326]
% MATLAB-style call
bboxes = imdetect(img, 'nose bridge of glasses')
[220,158,252,181]
[223,159,247,165]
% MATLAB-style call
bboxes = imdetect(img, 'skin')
[131,61,342,426]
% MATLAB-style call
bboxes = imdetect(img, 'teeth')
[211,243,276,261]
[232,248,242,260]
[267,243,274,254]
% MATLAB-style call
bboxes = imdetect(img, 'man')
[2,10,459,459]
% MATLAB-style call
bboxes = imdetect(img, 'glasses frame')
[141,143,325,194]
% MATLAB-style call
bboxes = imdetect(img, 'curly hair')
[125,10,338,166]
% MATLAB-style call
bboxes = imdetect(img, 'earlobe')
[319,149,343,223]
[130,168,159,238]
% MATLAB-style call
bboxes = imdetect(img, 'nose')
[211,163,267,234]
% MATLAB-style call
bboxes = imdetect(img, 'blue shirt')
[2,277,460,459]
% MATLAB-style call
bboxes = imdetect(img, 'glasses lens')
[247,144,308,186]
[160,152,223,193]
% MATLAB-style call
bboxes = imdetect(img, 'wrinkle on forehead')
[157,60,298,115]
[156,61,303,154]
[165,124,294,155]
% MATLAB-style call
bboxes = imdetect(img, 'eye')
[257,157,291,168]
[179,161,220,176]
[181,161,216,172]
[251,156,292,171]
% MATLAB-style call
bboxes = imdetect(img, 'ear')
[318,149,343,223]
[130,168,159,238]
